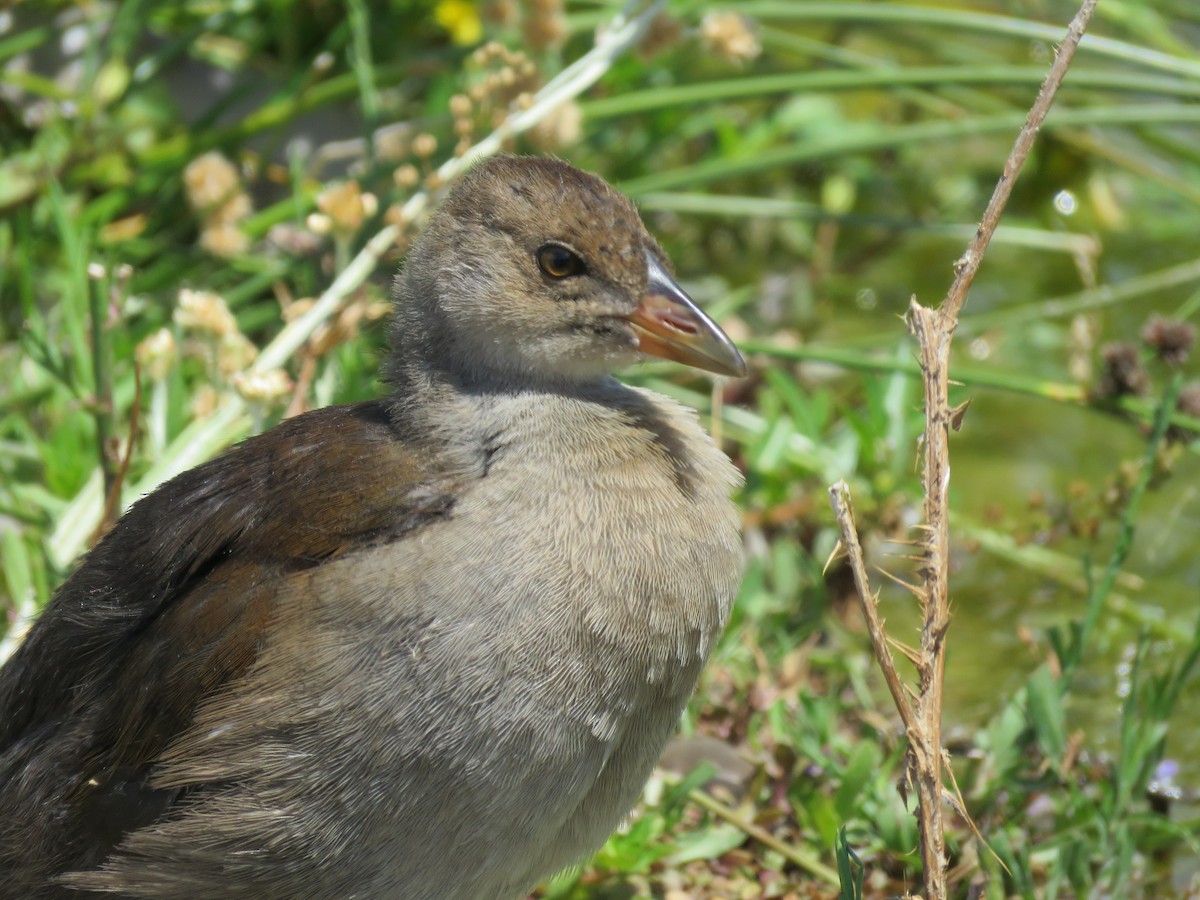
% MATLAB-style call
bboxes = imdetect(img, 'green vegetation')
[3,1,1199,896]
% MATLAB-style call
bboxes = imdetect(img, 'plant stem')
[1063,371,1184,684]
[88,275,115,511]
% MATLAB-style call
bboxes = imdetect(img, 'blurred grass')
[3,1,1200,897]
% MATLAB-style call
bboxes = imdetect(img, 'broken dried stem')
[828,482,917,736]
[826,2,1097,897]
[908,2,1096,895]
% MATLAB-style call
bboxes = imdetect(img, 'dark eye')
[536,243,586,279]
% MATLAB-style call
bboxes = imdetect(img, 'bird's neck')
[384,287,619,406]
[382,300,628,478]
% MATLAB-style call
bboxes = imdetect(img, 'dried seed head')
[701,12,761,63]
[473,41,506,65]
[527,100,582,151]
[199,222,250,258]
[184,151,252,225]
[483,0,518,25]
[175,289,237,337]
[1168,383,1200,443]
[308,295,389,358]
[1095,341,1149,399]
[374,126,410,162]
[305,213,332,236]
[267,223,323,257]
[393,164,421,189]
[183,152,239,210]
[449,93,473,119]
[1142,315,1195,367]
[412,132,438,158]
[135,328,177,380]
[637,12,683,60]
[1177,383,1200,418]
[233,368,293,403]
[384,204,413,240]
[316,180,372,236]
[522,1,567,51]
[192,383,219,419]
[217,331,260,378]
[466,44,538,118]
[100,213,148,243]
[282,298,317,323]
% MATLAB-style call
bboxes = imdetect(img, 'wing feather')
[0,400,459,894]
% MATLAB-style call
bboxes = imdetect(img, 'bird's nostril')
[661,311,700,335]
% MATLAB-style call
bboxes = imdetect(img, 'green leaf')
[1026,665,1067,768]
[834,741,879,822]
[666,824,746,864]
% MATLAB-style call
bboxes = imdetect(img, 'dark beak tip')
[640,251,748,379]
[707,346,748,379]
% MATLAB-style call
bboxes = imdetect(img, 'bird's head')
[392,156,746,388]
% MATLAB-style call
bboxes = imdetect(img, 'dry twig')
[826,2,1098,897]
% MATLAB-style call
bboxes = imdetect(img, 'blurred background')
[2,1,1199,896]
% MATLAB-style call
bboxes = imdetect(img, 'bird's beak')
[627,253,748,378]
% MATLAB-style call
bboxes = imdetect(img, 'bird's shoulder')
[0,399,458,781]
[0,400,468,888]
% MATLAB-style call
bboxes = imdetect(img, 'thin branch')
[826,2,1098,897]
[828,481,917,735]
[687,788,839,886]
[943,0,1099,319]
[1063,371,1182,683]
[92,361,142,545]
[906,3,1098,897]
[88,269,115,504]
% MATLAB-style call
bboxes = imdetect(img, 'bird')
[0,155,746,900]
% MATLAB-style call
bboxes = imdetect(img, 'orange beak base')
[627,253,747,378]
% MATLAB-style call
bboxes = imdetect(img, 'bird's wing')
[0,400,459,887]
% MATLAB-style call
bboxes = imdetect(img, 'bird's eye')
[536,244,585,279]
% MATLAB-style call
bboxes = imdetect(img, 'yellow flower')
[435,0,483,45]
